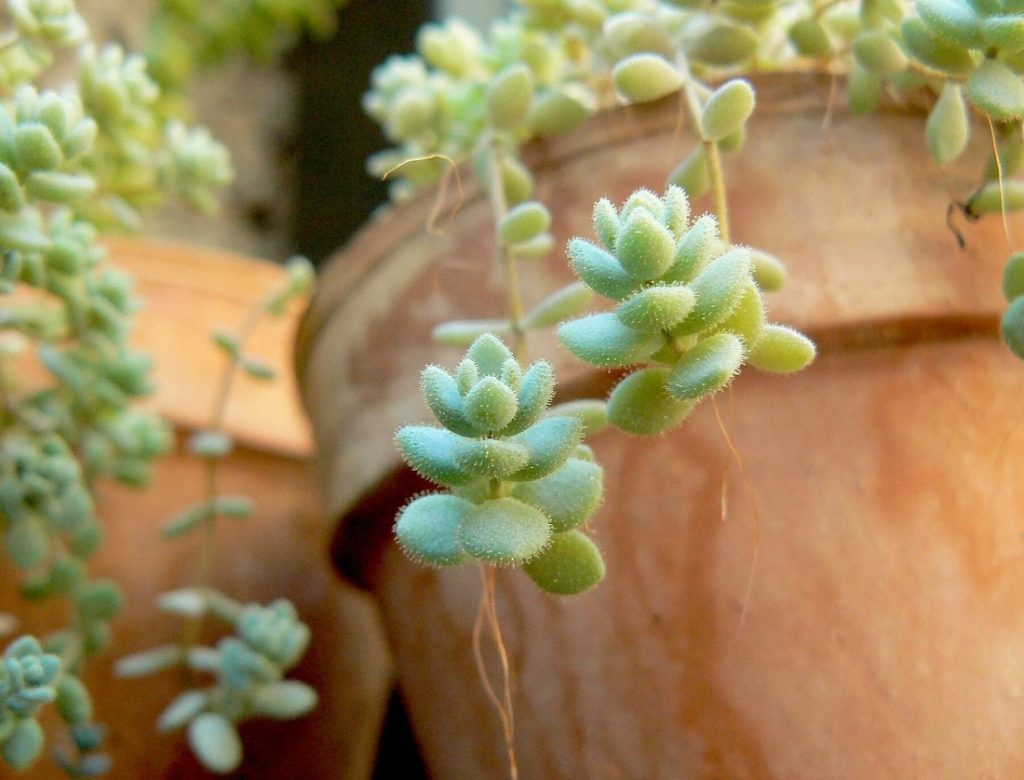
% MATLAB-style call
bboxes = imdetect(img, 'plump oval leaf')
[671,247,752,336]
[667,332,744,399]
[967,59,1024,122]
[502,360,555,435]
[463,376,519,432]
[616,208,676,281]
[395,493,473,566]
[395,426,474,486]
[747,324,817,373]
[512,457,603,532]
[459,497,552,565]
[607,367,697,435]
[701,79,756,142]
[188,713,242,775]
[611,53,684,103]
[558,312,665,367]
[507,415,583,481]
[568,238,639,300]
[523,530,605,595]
[615,285,696,332]
[421,366,476,436]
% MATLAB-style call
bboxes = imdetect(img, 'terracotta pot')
[1,240,391,779]
[296,73,1024,778]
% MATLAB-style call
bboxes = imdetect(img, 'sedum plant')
[396,333,606,595]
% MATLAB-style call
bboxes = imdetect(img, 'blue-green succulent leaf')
[670,247,752,336]
[558,312,664,367]
[667,332,745,399]
[395,493,473,566]
[507,415,582,481]
[395,426,475,486]
[458,497,552,565]
[523,530,606,595]
[455,437,530,478]
[502,360,555,435]
[616,284,696,332]
[421,366,478,436]
[466,333,515,376]
[512,457,603,532]
[463,376,519,432]
[568,238,640,300]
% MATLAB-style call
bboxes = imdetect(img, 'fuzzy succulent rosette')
[394,334,606,596]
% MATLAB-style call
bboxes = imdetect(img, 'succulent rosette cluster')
[395,334,606,595]
[558,185,815,434]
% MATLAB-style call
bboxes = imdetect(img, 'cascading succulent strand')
[115,256,317,776]
[395,333,607,596]
[558,185,815,435]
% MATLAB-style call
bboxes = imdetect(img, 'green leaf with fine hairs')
[466,333,515,376]
[667,332,745,399]
[852,30,909,75]
[701,79,756,142]
[546,400,608,438]
[967,59,1024,122]
[927,82,969,165]
[3,717,44,770]
[486,64,534,131]
[715,281,765,346]
[671,247,752,336]
[607,367,697,435]
[916,0,985,49]
[559,312,664,367]
[503,360,555,435]
[433,319,512,347]
[616,285,696,332]
[568,239,639,300]
[395,493,472,566]
[522,282,595,330]
[249,681,318,720]
[512,457,603,532]
[661,185,690,237]
[1002,296,1024,358]
[523,530,605,595]
[455,437,530,479]
[593,198,619,251]
[1003,252,1024,301]
[747,324,817,373]
[76,580,123,621]
[689,23,759,66]
[157,690,207,733]
[662,214,720,284]
[899,18,979,78]
[750,249,787,291]
[458,497,552,565]
[421,365,476,436]
[499,201,551,246]
[463,376,519,432]
[616,208,676,281]
[986,17,1024,53]
[611,53,683,103]
[395,426,475,486]
[508,415,582,481]
[967,180,1024,214]
[527,88,590,137]
[188,713,242,775]
[13,124,62,170]
[789,19,832,58]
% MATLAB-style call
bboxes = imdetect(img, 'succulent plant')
[395,334,606,595]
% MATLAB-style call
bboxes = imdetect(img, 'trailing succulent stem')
[116,258,317,776]
[396,334,607,596]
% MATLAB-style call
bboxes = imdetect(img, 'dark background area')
[289,0,433,266]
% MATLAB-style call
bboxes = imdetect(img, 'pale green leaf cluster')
[118,597,316,776]
[559,186,814,434]
[395,334,606,595]
[0,635,70,772]
[1001,251,1024,358]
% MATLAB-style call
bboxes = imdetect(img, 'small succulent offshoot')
[395,334,606,596]
[559,185,816,435]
